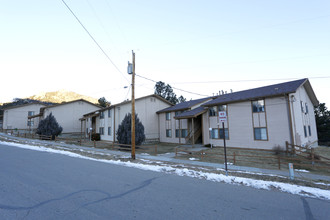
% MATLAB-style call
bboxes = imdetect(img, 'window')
[305,103,309,114]
[27,121,34,127]
[304,126,307,137]
[108,109,111,118]
[99,127,104,135]
[181,129,188,138]
[218,105,227,112]
[209,106,217,117]
[300,101,304,113]
[175,111,182,116]
[108,127,112,136]
[252,100,265,112]
[166,129,172,137]
[86,128,89,134]
[211,129,219,139]
[219,128,229,140]
[254,128,268,140]
[166,112,171,120]
[308,125,311,136]
[175,129,180,138]
[28,111,34,116]
[100,111,104,119]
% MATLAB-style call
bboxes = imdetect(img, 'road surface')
[0,142,329,220]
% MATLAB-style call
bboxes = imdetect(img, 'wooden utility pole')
[131,50,136,159]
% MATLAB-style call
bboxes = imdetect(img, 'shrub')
[36,113,62,140]
[272,145,285,155]
[91,133,101,141]
[116,113,145,145]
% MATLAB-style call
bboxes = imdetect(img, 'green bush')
[116,113,145,145]
[36,113,62,140]
[91,133,101,141]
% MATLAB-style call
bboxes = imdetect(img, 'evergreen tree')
[116,113,145,145]
[314,103,330,144]
[36,113,63,139]
[178,95,186,103]
[154,81,186,104]
[98,97,111,107]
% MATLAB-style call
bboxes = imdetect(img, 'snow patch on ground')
[189,158,199,161]
[1,141,330,200]
[295,169,310,173]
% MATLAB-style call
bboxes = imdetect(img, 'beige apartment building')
[158,78,319,150]
[2,103,47,130]
[30,99,101,133]
[81,94,172,142]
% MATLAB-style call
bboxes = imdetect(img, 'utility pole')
[131,50,136,160]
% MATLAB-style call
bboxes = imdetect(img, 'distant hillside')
[27,90,99,104]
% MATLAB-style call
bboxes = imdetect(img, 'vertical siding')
[290,86,318,147]
[158,111,189,144]
[43,101,100,133]
[99,96,172,142]
[206,97,292,150]
[3,104,46,129]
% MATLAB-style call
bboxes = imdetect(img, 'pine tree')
[36,113,63,140]
[116,113,145,145]
[314,103,330,144]
[98,97,111,107]
[154,81,186,104]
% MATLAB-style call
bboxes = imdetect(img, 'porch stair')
[185,127,202,144]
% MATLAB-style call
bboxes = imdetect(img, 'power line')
[135,74,209,97]
[60,0,129,82]
[168,76,330,85]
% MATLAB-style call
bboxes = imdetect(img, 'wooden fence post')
[17,131,20,137]
[278,156,281,170]
[233,152,236,165]
[311,148,315,166]
[175,148,177,157]
[155,145,157,155]
[93,140,96,148]
[201,150,203,160]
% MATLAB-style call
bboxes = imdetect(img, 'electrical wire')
[60,0,129,83]
[168,76,330,85]
[135,74,209,97]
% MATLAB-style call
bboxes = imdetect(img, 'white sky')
[1,0,329,106]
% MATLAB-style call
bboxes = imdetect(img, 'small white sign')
[219,111,227,122]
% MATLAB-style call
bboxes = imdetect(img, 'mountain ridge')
[27,90,99,104]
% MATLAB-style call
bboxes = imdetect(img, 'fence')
[175,145,330,171]
[3,131,159,155]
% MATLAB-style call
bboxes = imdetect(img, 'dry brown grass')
[175,146,330,176]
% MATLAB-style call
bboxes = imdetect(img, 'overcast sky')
[1,0,329,106]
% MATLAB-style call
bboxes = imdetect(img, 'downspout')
[287,94,295,146]
[113,108,116,143]
[158,113,160,142]
[179,119,181,144]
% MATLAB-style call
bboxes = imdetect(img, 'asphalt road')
[0,143,329,220]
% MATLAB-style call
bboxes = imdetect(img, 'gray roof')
[203,78,318,106]
[175,106,207,119]
[157,97,212,113]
